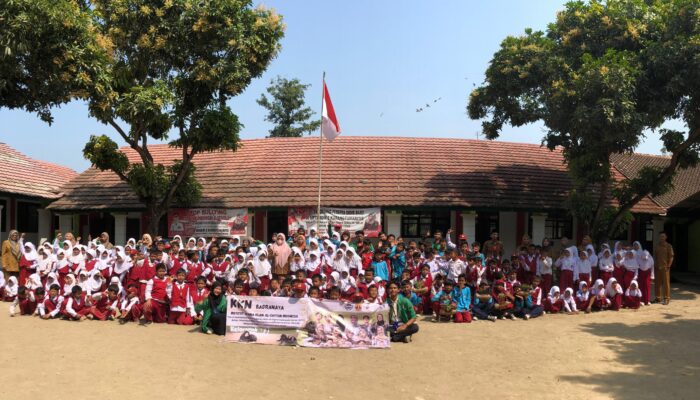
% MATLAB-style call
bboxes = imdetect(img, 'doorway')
[267,209,289,241]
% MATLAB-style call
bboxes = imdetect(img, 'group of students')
[0,227,660,339]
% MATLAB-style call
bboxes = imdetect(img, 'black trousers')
[210,313,226,336]
[389,323,419,342]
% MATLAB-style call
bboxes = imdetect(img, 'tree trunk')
[145,202,165,239]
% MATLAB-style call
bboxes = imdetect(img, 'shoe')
[509,314,517,320]
[524,314,530,320]
[472,316,479,321]
[663,299,670,305]
[277,334,297,346]
[487,316,497,322]
[206,329,213,335]
[239,330,258,342]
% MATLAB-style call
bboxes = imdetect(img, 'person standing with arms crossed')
[653,232,674,305]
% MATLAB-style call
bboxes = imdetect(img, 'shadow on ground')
[560,286,700,399]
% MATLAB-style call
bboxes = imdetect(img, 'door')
[267,210,289,241]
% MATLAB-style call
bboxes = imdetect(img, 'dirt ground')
[2,285,699,400]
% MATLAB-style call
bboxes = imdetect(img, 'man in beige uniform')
[653,232,674,305]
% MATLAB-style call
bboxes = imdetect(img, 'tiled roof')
[611,152,700,209]
[48,136,664,214]
[0,142,78,199]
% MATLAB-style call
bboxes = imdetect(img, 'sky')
[0,0,670,172]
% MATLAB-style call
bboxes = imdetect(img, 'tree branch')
[606,127,700,237]
[107,117,153,166]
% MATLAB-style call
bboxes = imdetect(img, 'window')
[17,201,39,232]
[645,220,654,242]
[401,210,451,238]
[0,199,6,233]
[544,212,572,240]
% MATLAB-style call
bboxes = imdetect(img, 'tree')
[257,76,320,137]
[2,0,285,236]
[468,0,700,242]
[0,0,107,123]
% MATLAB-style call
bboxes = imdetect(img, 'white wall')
[499,211,517,256]
[531,214,546,245]
[461,212,476,244]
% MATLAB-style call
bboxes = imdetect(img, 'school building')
[0,142,78,247]
[45,136,700,272]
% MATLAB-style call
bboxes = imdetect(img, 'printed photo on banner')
[287,207,382,238]
[168,208,248,238]
[224,295,389,349]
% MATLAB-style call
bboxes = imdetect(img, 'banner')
[168,208,248,237]
[287,207,381,238]
[225,295,390,349]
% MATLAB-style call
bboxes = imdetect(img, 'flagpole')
[316,71,326,234]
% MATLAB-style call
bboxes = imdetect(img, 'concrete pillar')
[0,204,4,238]
[58,214,73,235]
[499,211,517,257]
[37,208,52,242]
[385,210,401,237]
[112,213,127,246]
[248,210,255,238]
[652,217,665,255]
[531,213,547,246]
[461,211,476,244]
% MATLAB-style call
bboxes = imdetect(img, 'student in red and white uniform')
[143,264,172,324]
[184,250,204,292]
[168,269,194,325]
[530,276,543,306]
[62,273,76,297]
[111,247,132,284]
[10,286,38,316]
[118,285,142,324]
[36,245,55,286]
[62,286,93,321]
[606,277,624,311]
[89,284,121,320]
[623,280,642,309]
[620,250,639,292]
[17,236,39,285]
[55,250,71,288]
[190,276,209,324]
[637,250,654,306]
[38,284,64,319]
[168,249,187,276]
[68,246,85,277]
[252,249,272,291]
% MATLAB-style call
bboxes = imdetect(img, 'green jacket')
[195,295,227,333]
[388,295,417,324]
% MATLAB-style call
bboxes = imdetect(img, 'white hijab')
[606,278,623,297]
[5,276,18,296]
[625,280,641,297]
[23,242,39,263]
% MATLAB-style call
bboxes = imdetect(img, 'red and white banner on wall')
[287,207,381,237]
[168,208,248,237]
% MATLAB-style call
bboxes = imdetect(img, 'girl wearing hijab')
[344,247,363,277]
[252,249,272,291]
[288,247,305,274]
[140,234,153,254]
[1,230,21,280]
[68,246,85,276]
[637,250,654,306]
[621,250,639,291]
[598,248,614,285]
[586,245,599,282]
[25,273,43,291]
[554,247,577,292]
[544,286,564,313]
[586,279,610,312]
[112,246,132,283]
[562,287,578,314]
[56,250,71,287]
[270,233,292,278]
[624,280,642,309]
[613,246,625,285]
[606,277,624,311]
[2,276,18,301]
[44,273,59,293]
[305,250,322,276]
[37,246,55,285]
[576,281,590,311]
[577,250,592,288]
[87,271,107,296]
[62,273,77,297]
[18,236,39,285]
[195,281,227,335]
[331,249,348,274]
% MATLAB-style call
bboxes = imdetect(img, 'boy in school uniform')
[143,264,172,324]
[89,285,121,321]
[168,269,194,325]
[62,286,93,321]
[118,285,142,324]
[38,284,64,319]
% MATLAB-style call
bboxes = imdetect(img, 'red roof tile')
[47,137,664,214]
[0,143,78,199]
[611,152,700,209]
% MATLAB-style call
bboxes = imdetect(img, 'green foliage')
[257,76,320,137]
[468,0,700,240]
[0,0,108,123]
[83,135,129,176]
[2,0,285,234]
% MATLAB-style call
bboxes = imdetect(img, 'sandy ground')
[2,285,700,400]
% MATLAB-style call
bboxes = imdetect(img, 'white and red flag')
[321,81,341,141]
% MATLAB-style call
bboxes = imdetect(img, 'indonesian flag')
[321,81,341,141]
